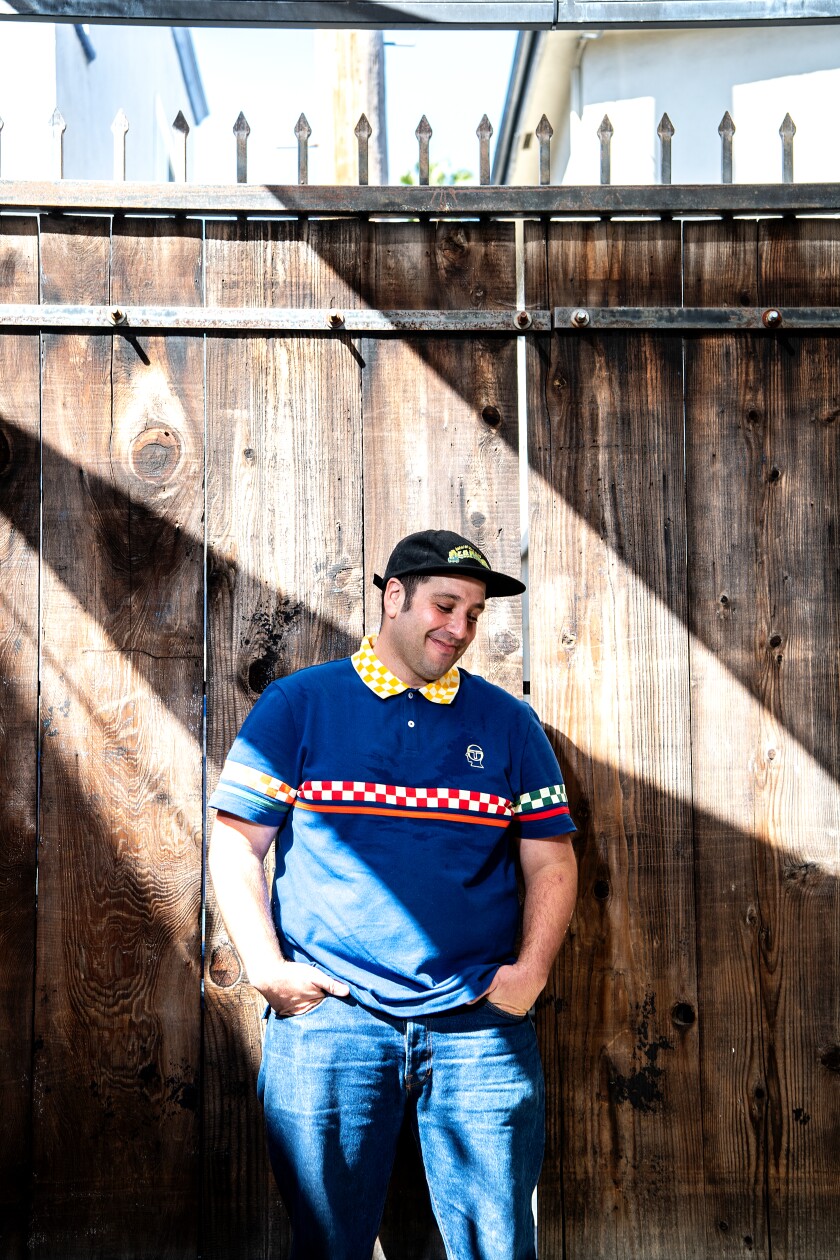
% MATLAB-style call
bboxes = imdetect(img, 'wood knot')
[209,942,242,988]
[819,1044,840,1073]
[493,629,519,656]
[130,426,182,484]
[769,633,782,648]
[593,877,610,901]
[783,859,817,885]
[670,1002,696,1029]
[768,465,782,483]
[481,405,502,427]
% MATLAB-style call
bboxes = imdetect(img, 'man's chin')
[426,642,461,674]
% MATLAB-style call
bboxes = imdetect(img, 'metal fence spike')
[49,108,67,180]
[476,114,493,185]
[172,110,189,182]
[233,111,250,184]
[780,112,796,184]
[718,111,735,184]
[355,113,372,186]
[295,113,312,186]
[111,109,129,182]
[597,114,613,186]
[657,112,674,185]
[415,115,432,186]
[535,114,553,186]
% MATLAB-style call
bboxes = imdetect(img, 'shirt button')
[408,720,415,728]
[408,691,414,699]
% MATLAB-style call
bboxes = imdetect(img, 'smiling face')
[375,573,487,686]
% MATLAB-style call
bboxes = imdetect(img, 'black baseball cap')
[373,529,525,598]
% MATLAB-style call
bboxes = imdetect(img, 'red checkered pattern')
[298,781,513,816]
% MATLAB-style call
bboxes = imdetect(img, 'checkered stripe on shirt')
[513,783,568,814]
[298,781,513,816]
[217,760,297,806]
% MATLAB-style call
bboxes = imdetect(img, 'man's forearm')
[484,837,577,1014]
[516,856,577,986]
[208,816,286,991]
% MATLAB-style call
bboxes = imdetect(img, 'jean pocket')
[484,999,528,1023]
[273,997,327,1021]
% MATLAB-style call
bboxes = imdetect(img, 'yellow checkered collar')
[351,635,460,705]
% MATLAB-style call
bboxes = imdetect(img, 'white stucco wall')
[507,23,840,186]
[56,24,198,180]
[0,22,199,180]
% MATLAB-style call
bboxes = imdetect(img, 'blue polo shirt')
[209,637,576,1016]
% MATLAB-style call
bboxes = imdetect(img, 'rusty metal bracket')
[0,304,551,333]
[553,307,840,331]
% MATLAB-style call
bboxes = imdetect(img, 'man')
[209,529,577,1260]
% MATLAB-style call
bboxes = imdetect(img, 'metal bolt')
[514,310,532,330]
[327,310,345,330]
[762,308,783,329]
[571,309,590,328]
[110,308,126,325]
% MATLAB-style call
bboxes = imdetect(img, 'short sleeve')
[512,707,577,839]
[208,682,301,826]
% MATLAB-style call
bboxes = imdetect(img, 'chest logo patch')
[466,743,485,769]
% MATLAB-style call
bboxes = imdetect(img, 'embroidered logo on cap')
[448,545,490,570]
[466,744,485,769]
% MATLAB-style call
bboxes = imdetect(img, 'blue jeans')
[257,995,545,1260]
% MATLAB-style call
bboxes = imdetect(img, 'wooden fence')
[0,208,838,1260]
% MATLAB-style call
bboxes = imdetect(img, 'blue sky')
[190,29,517,185]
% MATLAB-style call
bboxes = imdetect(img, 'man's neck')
[369,632,437,690]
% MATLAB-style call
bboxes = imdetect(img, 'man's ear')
[382,577,404,622]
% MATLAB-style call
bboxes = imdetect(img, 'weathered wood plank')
[361,222,523,697]
[683,219,772,1259]
[686,218,840,1260]
[0,216,40,1260]
[525,221,704,1258]
[756,219,840,1260]
[204,219,365,1258]
[32,215,203,1257]
[685,221,780,1254]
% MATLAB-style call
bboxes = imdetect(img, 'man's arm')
[208,811,349,1015]
[483,834,578,1016]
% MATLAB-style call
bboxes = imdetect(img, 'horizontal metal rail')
[0,305,549,332]
[553,307,840,331]
[1,304,839,334]
[1,0,838,28]
[1,180,840,217]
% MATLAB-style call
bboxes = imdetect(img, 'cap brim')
[373,565,525,598]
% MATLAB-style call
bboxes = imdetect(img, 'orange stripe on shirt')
[294,800,510,827]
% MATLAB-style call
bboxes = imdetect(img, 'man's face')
[378,574,487,686]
